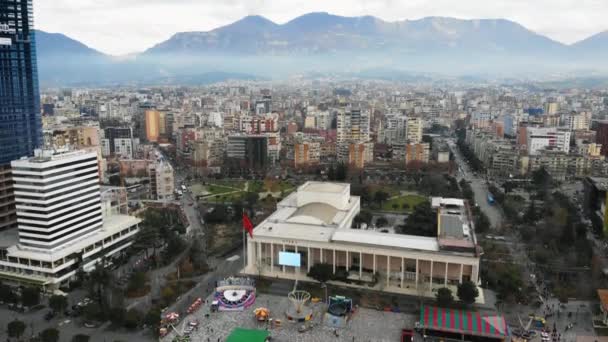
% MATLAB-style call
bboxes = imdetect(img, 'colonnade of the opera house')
[243,238,482,301]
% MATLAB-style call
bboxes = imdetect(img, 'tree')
[71,334,90,342]
[40,328,60,342]
[392,203,399,210]
[144,307,162,337]
[352,210,373,228]
[335,162,348,181]
[21,287,40,307]
[374,191,390,208]
[474,212,491,234]
[400,201,436,237]
[0,283,17,303]
[124,309,143,329]
[109,307,126,326]
[87,261,113,306]
[161,286,176,303]
[436,287,454,307]
[204,204,229,224]
[48,295,68,313]
[524,200,538,223]
[133,224,161,259]
[7,320,26,339]
[531,167,551,188]
[83,302,103,322]
[127,272,147,293]
[376,217,389,227]
[307,263,334,284]
[457,281,479,305]
[244,192,259,208]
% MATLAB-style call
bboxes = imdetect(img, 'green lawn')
[205,191,245,203]
[207,184,235,194]
[212,179,247,190]
[381,194,426,212]
[248,180,264,193]
[190,183,235,197]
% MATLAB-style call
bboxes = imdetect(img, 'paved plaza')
[163,293,417,342]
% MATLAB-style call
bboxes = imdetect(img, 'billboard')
[278,251,301,267]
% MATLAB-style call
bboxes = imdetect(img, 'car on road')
[83,322,97,328]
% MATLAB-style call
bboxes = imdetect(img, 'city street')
[448,139,503,229]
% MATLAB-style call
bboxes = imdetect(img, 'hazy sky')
[35,0,608,56]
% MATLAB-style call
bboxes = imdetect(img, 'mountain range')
[34,12,608,85]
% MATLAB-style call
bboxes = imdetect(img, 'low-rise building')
[243,182,481,299]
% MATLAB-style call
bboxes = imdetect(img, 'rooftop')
[299,181,349,194]
[12,149,96,168]
[331,230,439,252]
[253,184,477,256]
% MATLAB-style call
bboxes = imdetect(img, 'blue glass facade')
[0,0,41,165]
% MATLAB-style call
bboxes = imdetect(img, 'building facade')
[244,182,481,299]
[149,157,175,201]
[0,0,41,163]
[227,135,269,169]
[0,150,140,289]
[0,0,41,232]
[145,110,160,142]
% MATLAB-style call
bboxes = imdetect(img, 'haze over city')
[2,1,608,342]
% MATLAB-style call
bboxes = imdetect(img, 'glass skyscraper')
[0,0,41,230]
[0,0,41,164]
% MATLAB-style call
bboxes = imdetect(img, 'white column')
[472,264,479,284]
[270,243,274,273]
[247,239,255,269]
[307,247,311,272]
[346,251,349,270]
[444,262,448,287]
[373,254,376,274]
[429,260,433,291]
[386,255,390,286]
[459,264,463,284]
[320,248,324,263]
[359,252,363,280]
[415,259,419,290]
[401,257,404,288]
[295,245,299,275]
[257,242,262,271]
[333,249,336,274]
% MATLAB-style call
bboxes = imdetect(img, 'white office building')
[0,150,141,289]
[526,127,571,155]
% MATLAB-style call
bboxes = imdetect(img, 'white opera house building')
[243,181,483,300]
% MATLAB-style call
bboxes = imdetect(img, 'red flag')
[242,213,254,238]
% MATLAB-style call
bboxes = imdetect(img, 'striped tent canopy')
[420,306,510,339]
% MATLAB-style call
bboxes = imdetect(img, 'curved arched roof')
[286,202,339,225]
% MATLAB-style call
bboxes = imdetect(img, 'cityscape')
[1,1,608,342]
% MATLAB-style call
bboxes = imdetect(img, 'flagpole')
[242,208,247,270]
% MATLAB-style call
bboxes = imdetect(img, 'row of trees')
[133,208,187,268]
[435,281,479,307]
[0,284,40,307]
[7,320,63,342]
